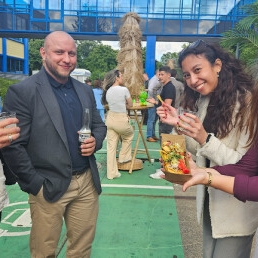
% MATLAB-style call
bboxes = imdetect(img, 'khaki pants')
[106,111,134,179]
[29,170,99,258]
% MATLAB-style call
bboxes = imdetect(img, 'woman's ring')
[8,134,13,143]
[177,125,184,132]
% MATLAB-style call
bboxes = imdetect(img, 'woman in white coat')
[157,40,258,258]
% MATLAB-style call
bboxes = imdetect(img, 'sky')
[102,41,188,61]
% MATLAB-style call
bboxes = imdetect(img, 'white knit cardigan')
[183,95,258,238]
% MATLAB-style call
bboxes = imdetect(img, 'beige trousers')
[106,111,134,179]
[29,169,99,258]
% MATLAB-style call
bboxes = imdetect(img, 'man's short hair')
[159,66,171,75]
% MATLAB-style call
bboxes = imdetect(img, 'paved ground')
[0,123,204,258]
[2,121,256,258]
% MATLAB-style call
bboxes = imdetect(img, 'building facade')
[0,0,255,77]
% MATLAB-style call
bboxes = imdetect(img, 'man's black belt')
[72,167,88,176]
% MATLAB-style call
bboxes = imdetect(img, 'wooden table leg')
[138,109,151,162]
[129,110,151,174]
[129,111,141,174]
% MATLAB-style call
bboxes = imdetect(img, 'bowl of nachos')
[160,134,192,184]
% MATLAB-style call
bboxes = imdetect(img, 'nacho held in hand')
[160,141,190,174]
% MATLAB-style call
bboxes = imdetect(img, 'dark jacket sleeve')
[1,78,45,196]
[213,146,258,202]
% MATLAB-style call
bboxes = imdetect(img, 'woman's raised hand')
[156,103,179,126]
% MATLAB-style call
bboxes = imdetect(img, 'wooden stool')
[117,159,143,171]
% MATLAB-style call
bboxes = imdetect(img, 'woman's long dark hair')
[246,72,258,147]
[178,40,254,139]
[101,69,120,105]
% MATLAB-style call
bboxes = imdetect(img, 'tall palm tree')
[220,0,258,72]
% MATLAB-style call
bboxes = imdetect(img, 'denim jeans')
[146,106,158,138]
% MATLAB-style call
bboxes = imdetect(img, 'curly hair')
[101,69,120,105]
[178,40,254,139]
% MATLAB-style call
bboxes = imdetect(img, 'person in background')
[143,72,149,90]
[146,69,162,142]
[0,118,20,222]
[102,69,134,180]
[157,40,258,258]
[148,66,176,179]
[93,79,105,122]
[170,69,184,109]
[142,72,149,125]
[1,31,106,257]
[85,78,92,86]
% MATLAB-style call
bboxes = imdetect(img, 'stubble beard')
[45,61,74,83]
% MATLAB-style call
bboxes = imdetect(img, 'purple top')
[213,147,258,203]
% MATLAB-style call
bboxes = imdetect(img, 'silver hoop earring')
[217,72,220,78]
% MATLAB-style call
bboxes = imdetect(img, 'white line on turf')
[102,184,174,190]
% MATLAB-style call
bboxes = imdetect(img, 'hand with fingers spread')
[0,118,20,148]
[156,102,178,126]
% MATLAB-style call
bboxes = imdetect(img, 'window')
[7,57,24,73]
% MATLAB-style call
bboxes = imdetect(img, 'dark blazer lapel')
[36,70,69,151]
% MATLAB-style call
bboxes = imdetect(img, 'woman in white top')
[102,70,134,180]
[0,117,20,221]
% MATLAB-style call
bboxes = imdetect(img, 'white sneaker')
[149,169,164,179]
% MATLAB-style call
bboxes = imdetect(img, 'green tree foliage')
[76,40,101,68]
[160,52,178,66]
[28,38,151,81]
[0,78,18,101]
[28,39,44,73]
[220,0,258,69]
[84,44,118,80]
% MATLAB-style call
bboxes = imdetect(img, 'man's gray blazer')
[1,68,107,202]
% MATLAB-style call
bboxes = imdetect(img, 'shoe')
[115,172,121,178]
[107,172,121,180]
[147,137,157,142]
[152,136,159,141]
[149,169,164,179]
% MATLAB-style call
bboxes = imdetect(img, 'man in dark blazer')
[1,31,106,257]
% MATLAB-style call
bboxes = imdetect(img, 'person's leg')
[29,187,65,257]
[159,121,173,140]
[106,112,120,179]
[202,192,254,258]
[203,192,216,258]
[146,107,156,138]
[65,171,99,258]
[213,234,254,258]
[153,111,159,139]
[118,119,134,163]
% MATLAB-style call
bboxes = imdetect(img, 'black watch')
[206,133,212,143]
